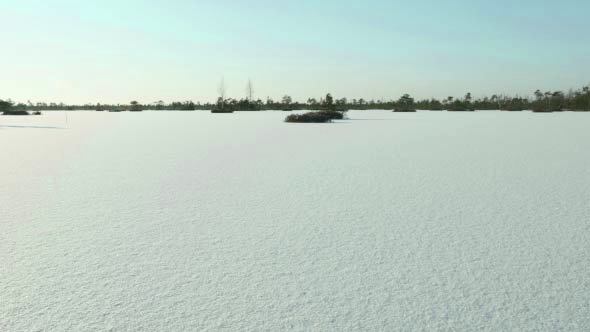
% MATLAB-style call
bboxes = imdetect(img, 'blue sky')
[1,0,589,103]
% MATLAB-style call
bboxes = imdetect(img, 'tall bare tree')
[246,79,254,101]
[218,77,227,102]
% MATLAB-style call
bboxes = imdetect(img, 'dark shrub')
[320,110,344,120]
[235,99,261,111]
[447,107,475,112]
[33,111,42,115]
[285,111,343,123]
[285,112,331,123]
[0,99,29,115]
[211,98,236,113]
[2,110,30,115]
[170,101,196,111]
[129,101,143,112]
[395,94,415,112]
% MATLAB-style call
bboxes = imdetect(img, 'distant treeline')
[2,84,589,112]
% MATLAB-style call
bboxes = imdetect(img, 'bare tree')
[218,77,227,102]
[246,79,254,101]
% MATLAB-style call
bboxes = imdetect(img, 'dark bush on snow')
[447,107,475,112]
[2,110,30,115]
[285,111,344,123]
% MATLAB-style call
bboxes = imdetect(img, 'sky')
[1,0,589,104]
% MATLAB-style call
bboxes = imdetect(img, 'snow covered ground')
[1,110,589,331]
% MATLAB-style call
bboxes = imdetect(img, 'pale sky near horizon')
[1,0,589,104]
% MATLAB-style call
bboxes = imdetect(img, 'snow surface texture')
[1,111,589,331]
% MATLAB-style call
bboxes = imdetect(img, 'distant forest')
[2,84,589,112]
